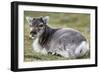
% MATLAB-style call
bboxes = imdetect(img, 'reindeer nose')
[30,31,37,35]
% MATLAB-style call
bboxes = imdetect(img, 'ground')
[24,11,90,62]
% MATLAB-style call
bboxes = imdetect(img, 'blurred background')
[24,11,90,62]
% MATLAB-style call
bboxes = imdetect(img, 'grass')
[24,11,90,62]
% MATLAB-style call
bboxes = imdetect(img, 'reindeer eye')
[39,24,43,27]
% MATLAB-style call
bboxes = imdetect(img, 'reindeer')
[26,16,89,59]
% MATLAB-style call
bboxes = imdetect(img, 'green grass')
[24,11,90,62]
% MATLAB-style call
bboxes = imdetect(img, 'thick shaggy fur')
[39,25,59,48]
[26,16,89,58]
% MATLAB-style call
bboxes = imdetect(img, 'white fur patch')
[30,27,33,31]
[32,38,47,55]
[56,41,89,58]
[41,48,48,54]
[75,41,89,57]
[26,16,33,25]
[32,38,41,52]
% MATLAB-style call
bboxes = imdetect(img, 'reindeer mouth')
[29,31,37,39]
[29,34,36,39]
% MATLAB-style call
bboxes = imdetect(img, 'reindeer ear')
[26,16,33,25]
[42,16,49,25]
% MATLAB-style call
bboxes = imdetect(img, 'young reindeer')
[26,16,89,59]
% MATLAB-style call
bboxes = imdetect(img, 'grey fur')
[26,16,89,58]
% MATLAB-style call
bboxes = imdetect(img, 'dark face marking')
[29,17,45,37]
[26,16,49,38]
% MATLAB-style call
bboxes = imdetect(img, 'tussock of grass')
[24,11,90,62]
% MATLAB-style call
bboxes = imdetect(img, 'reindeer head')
[26,16,49,39]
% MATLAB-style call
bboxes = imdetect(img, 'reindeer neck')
[39,25,58,48]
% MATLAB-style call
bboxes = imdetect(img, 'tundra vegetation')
[24,11,90,62]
